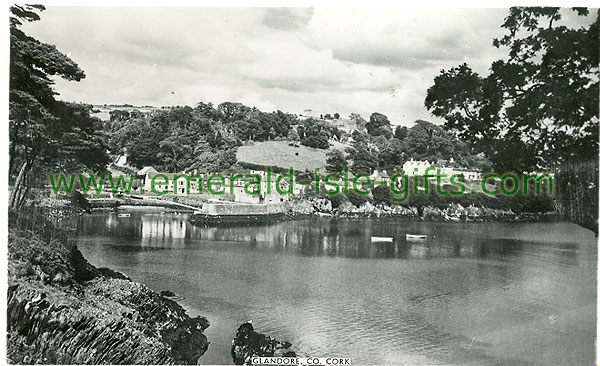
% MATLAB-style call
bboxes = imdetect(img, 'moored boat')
[406,234,427,240]
[371,236,394,242]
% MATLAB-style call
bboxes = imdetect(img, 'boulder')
[231,322,297,365]
[312,198,332,214]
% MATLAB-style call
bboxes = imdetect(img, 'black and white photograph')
[6,2,599,365]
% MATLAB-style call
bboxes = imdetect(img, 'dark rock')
[231,322,297,365]
[8,210,210,364]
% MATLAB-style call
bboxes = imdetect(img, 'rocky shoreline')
[81,192,557,225]
[291,198,559,223]
[7,208,210,364]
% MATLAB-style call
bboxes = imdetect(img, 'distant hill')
[237,140,349,172]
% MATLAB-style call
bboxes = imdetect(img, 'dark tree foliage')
[425,7,599,171]
[372,185,393,205]
[365,112,393,139]
[379,137,405,172]
[323,193,347,209]
[108,102,296,172]
[9,5,109,208]
[394,125,409,141]
[345,138,378,175]
[214,102,294,141]
[401,120,481,164]
[346,121,489,175]
[349,113,367,131]
[325,149,347,173]
[347,189,371,207]
[297,118,339,149]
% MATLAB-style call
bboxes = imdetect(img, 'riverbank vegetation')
[304,181,555,220]
[8,206,210,363]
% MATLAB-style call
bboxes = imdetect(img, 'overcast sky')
[20,7,591,126]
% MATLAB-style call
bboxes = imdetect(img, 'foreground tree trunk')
[9,161,29,210]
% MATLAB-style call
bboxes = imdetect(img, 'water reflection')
[72,212,189,249]
[141,215,186,248]
[72,212,596,365]
[72,213,587,266]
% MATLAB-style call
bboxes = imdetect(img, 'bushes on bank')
[346,190,370,207]
[372,185,393,205]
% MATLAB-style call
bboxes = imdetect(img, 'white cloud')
[22,6,582,126]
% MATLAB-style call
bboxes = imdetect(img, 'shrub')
[347,189,370,207]
[372,185,392,205]
[327,193,347,209]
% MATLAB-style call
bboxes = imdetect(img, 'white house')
[402,159,482,182]
[137,167,198,194]
[402,159,433,176]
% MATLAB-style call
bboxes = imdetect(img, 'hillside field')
[236,140,349,172]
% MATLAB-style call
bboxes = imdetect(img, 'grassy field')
[236,140,349,172]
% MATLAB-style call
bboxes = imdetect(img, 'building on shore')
[402,158,482,182]
[135,167,301,203]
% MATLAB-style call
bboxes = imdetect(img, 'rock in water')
[231,322,296,365]
[160,290,177,297]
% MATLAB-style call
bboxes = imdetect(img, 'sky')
[19,6,591,126]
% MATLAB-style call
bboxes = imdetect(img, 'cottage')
[370,169,391,183]
[402,159,432,176]
[137,167,200,194]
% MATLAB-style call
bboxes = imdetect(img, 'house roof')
[138,166,157,175]
[370,170,390,179]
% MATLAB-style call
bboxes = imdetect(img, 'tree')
[365,112,393,139]
[9,5,109,208]
[218,102,248,123]
[401,120,456,162]
[372,185,392,205]
[288,127,300,145]
[380,138,405,171]
[48,103,110,173]
[325,150,346,173]
[349,113,367,131]
[189,147,238,173]
[327,193,346,209]
[400,120,489,170]
[302,131,330,149]
[346,141,378,175]
[425,7,599,171]
[347,189,370,207]
[394,125,409,141]
[299,118,336,149]
[334,113,340,120]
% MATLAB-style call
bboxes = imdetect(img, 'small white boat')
[371,236,394,242]
[406,234,427,240]
[117,213,131,218]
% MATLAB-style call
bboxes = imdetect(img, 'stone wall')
[202,202,291,215]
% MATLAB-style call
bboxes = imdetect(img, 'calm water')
[71,212,597,365]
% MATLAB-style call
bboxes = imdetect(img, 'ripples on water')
[71,212,596,365]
